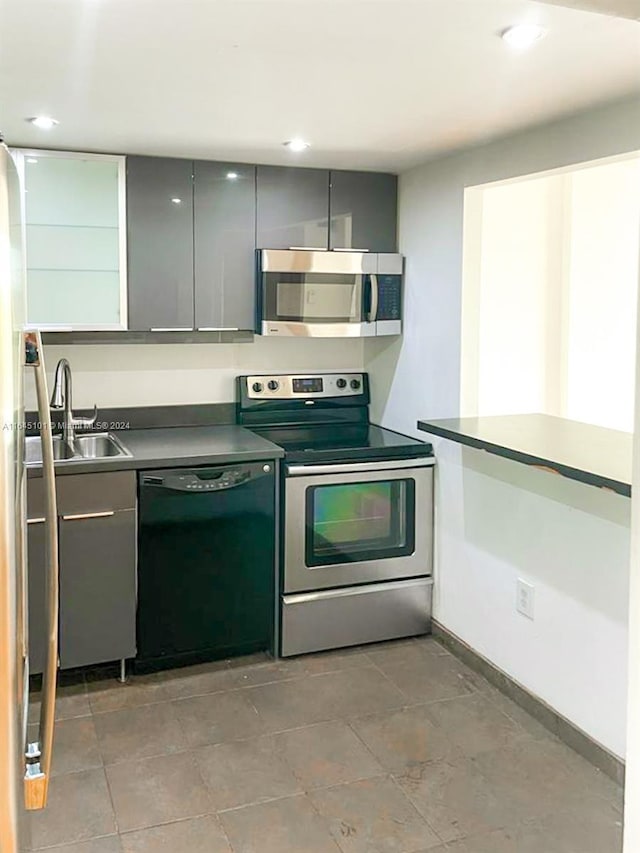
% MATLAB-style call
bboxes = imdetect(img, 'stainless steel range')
[237,372,435,656]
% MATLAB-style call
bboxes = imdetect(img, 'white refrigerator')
[0,143,59,851]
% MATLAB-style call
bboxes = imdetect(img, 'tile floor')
[27,637,623,852]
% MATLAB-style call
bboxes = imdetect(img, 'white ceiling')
[537,0,640,19]
[1,0,639,172]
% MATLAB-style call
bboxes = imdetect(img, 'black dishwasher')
[136,461,276,672]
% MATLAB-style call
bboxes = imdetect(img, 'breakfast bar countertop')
[417,413,632,497]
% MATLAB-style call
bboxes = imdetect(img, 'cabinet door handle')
[62,511,115,521]
[27,517,46,525]
[33,325,74,332]
[149,327,193,332]
[197,327,239,332]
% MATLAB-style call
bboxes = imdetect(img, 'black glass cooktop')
[249,423,433,464]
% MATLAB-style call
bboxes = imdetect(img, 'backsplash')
[25,337,366,410]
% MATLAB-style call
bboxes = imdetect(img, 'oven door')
[258,249,377,337]
[284,458,434,593]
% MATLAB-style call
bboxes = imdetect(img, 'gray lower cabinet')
[256,165,330,250]
[27,470,137,673]
[127,156,195,331]
[329,170,398,252]
[194,161,256,331]
[59,509,136,669]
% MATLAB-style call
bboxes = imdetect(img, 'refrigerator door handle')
[23,331,59,811]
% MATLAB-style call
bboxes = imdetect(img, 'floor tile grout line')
[87,663,385,714]
[51,695,497,778]
[362,646,477,705]
[116,813,239,853]
[185,747,238,845]
[31,831,120,852]
[114,807,215,841]
[87,681,483,733]
[101,760,124,837]
[80,645,458,714]
[343,716,393,773]
[302,786,349,853]
[387,771,449,847]
[392,737,622,840]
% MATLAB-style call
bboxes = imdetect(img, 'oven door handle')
[286,457,435,476]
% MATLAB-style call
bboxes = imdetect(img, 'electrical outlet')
[516,579,535,620]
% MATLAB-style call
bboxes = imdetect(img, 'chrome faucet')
[50,359,97,448]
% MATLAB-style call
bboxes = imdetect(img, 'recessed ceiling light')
[26,158,38,164]
[283,138,310,152]
[226,171,239,180]
[501,23,547,49]
[27,116,59,130]
[170,197,182,204]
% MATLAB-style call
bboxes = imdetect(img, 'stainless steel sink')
[73,433,131,459]
[24,433,131,465]
[25,436,76,465]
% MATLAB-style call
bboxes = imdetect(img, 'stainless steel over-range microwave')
[256,249,403,337]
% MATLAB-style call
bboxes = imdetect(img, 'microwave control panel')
[376,275,402,321]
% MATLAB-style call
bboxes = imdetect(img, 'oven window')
[305,479,415,567]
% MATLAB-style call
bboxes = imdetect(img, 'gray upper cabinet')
[127,156,194,331]
[256,166,330,250]
[329,170,398,252]
[17,149,127,331]
[194,161,256,331]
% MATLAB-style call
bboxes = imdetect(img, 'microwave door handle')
[23,331,59,811]
[368,274,379,323]
[351,276,361,321]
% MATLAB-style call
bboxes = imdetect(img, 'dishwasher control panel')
[141,463,273,493]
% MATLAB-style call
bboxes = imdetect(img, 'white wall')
[623,218,640,848]
[30,337,365,410]
[460,155,640,430]
[365,93,640,758]
[565,158,640,431]
[464,176,562,417]
[437,440,630,757]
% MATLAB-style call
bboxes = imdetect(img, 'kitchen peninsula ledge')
[417,413,632,498]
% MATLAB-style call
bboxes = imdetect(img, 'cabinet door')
[329,171,398,252]
[194,162,256,330]
[59,510,136,668]
[256,166,329,250]
[21,150,126,330]
[127,156,194,331]
[26,520,47,675]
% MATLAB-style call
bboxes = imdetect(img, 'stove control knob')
[252,382,263,393]
[267,380,279,391]
[336,378,347,389]
[350,378,361,390]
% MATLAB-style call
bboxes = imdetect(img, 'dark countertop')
[417,413,632,497]
[26,425,284,478]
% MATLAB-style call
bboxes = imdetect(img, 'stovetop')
[248,423,432,464]
[236,372,433,465]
